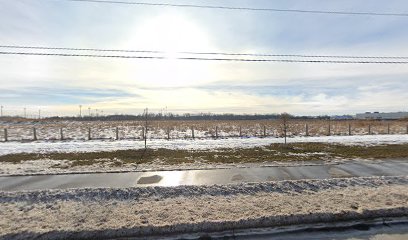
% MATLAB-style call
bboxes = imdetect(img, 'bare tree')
[280,112,291,145]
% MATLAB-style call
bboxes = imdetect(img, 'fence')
[1,120,408,142]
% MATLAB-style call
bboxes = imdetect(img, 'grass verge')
[1,143,408,167]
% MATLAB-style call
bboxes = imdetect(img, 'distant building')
[355,111,408,120]
[330,115,354,120]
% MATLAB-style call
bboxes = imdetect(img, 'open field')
[1,121,408,176]
[0,119,407,141]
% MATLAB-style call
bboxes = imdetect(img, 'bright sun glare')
[122,14,215,88]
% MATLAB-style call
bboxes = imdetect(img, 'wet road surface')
[200,218,408,240]
[0,159,407,191]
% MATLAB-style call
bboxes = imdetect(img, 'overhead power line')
[0,51,165,59]
[0,45,162,54]
[54,0,408,17]
[1,51,408,64]
[1,45,407,59]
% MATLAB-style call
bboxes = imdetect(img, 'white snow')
[0,158,342,176]
[2,176,406,202]
[1,176,407,239]
[1,134,408,155]
[2,120,407,142]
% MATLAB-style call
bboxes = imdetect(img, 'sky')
[0,0,408,117]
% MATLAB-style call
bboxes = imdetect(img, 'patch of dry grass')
[1,143,408,167]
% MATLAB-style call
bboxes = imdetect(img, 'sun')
[121,14,216,87]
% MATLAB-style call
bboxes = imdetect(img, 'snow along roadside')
[1,176,407,239]
[0,158,340,177]
[1,134,408,156]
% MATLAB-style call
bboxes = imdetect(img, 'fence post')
[348,124,351,136]
[263,126,266,137]
[33,127,37,141]
[144,126,147,149]
[388,124,390,134]
[4,128,7,142]
[192,126,195,139]
[215,126,218,139]
[368,125,371,135]
[60,128,64,140]
[406,125,408,134]
[239,126,242,137]
[305,124,309,137]
[142,127,145,140]
[167,127,170,140]
[115,127,119,140]
[328,122,331,136]
[88,127,91,140]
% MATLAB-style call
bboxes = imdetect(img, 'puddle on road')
[137,175,163,184]
[231,174,244,181]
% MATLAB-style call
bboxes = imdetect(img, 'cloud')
[0,0,407,115]
[0,86,133,105]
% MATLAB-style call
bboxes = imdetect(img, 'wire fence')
[1,120,408,142]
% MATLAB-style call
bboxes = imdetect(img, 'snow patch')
[1,134,408,156]
[2,176,406,203]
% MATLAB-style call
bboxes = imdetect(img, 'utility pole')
[0,105,3,117]
[38,109,41,119]
[24,108,26,118]
[144,108,148,149]
[88,107,91,117]
[79,105,82,118]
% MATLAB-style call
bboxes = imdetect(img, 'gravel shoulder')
[1,176,407,239]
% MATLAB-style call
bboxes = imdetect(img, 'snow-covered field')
[1,119,407,141]
[1,134,408,156]
[1,176,407,239]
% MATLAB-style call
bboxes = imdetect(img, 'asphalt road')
[0,159,407,191]
[204,218,408,240]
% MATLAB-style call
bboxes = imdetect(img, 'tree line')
[44,113,331,121]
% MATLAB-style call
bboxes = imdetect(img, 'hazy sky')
[1,0,408,116]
